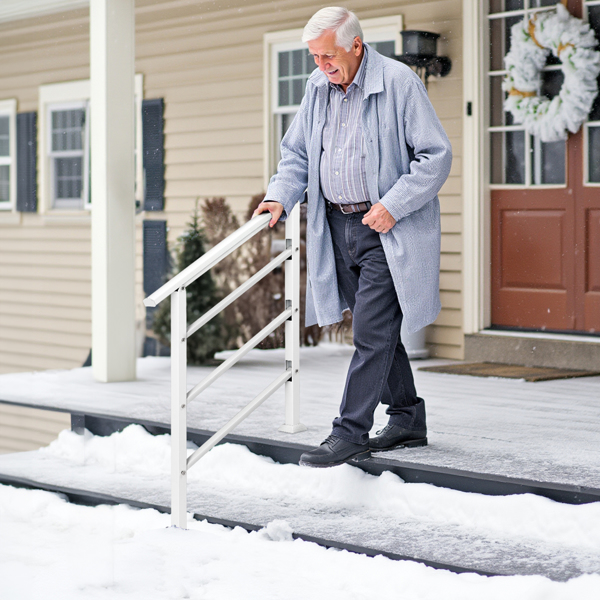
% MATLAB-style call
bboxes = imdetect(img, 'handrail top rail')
[144,213,271,308]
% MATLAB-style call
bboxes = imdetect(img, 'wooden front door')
[488,0,600,334]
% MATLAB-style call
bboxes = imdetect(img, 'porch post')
[90,0,137,382]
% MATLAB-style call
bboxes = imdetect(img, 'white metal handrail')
[145,213,272,308]
[143,205,306,528]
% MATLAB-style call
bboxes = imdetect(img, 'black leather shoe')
[369,424,427,451]
[299,435,371,468]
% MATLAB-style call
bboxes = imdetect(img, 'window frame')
[38,75,144,214]
[263,15,403,186]
[46,99,90,210]
[0,98,17,211]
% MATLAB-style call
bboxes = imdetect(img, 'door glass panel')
[589,126,600,183]
[490,0,524,13]
[505,130,526,183]
[529,0,558,7]
[489,19,503,71]
[587,6,600,121]
[531,136,565,185]
[490,76,504,127]
[491,130,525,184]
[489,16,521,71]
[589,5,600,34]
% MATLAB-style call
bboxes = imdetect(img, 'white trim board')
[476,329,600,345]
[462,0,489,335]
[0,98,17,212]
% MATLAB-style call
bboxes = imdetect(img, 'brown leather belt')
[327,200,372,214]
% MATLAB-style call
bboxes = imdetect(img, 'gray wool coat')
[265,44,452,334]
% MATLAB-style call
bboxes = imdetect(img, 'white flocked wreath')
[503,3,600,142]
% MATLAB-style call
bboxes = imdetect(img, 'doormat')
[418,362,600,382]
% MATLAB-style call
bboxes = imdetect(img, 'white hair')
[301,7,363,51]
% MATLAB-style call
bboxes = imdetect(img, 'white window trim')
[38,74,144,214]
[0,98,17,211]
[47,99,89,210]
[263,15,403,187]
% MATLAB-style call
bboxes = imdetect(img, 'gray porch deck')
[0,344,599,494]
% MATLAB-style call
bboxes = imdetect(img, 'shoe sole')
[299,449,371,468]
[370,437,428,452]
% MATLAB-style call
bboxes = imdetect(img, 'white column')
[90,0,137,382]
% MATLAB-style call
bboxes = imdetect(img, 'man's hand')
[253,201,284,228]
[362,203,396,234]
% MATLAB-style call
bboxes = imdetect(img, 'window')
[264,16,403,182]
[48,102,89,209]
[39,76,144,212]
[488,1,567,186]
[0,99,16,210]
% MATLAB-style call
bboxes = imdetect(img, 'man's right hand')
[253,201,284,228]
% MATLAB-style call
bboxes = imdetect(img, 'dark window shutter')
[143,219,169,296]
[16,112,37,212]
[142,98,165,212]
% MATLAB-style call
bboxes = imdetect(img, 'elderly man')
[255,7,452,467]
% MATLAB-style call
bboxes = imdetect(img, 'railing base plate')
[278,423,307,434]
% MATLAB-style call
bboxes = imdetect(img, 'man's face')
[307,29,363,90]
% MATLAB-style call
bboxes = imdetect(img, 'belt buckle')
[339,204,353,214]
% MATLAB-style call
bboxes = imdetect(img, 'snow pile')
[1,483,599,600]
[39,425,600,554]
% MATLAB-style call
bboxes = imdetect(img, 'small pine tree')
[153,205,226,364]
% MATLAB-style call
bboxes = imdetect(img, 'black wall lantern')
[394,30,452,88]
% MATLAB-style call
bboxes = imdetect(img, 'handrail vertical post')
[171,286,188,528]
[280,204,307,433]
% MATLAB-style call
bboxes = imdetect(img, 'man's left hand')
[362,203,396,234]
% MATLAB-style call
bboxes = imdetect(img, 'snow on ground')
[1,425,600,599]
[37,425,600,553]
[2,484,598,600]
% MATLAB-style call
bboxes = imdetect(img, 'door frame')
[462,0,491,335]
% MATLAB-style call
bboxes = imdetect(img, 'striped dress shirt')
[320,47,370,206]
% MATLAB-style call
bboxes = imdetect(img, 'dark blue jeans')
[327,205,425,445]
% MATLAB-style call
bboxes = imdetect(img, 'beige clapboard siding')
[440,290,462,310]
[0,302,90,322]
[0,405,70,454]
[0,223,91,378]
[0,342,88,367]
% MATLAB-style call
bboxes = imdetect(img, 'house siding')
[0,0,463,450]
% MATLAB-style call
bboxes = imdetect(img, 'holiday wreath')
[503,3,600,142]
